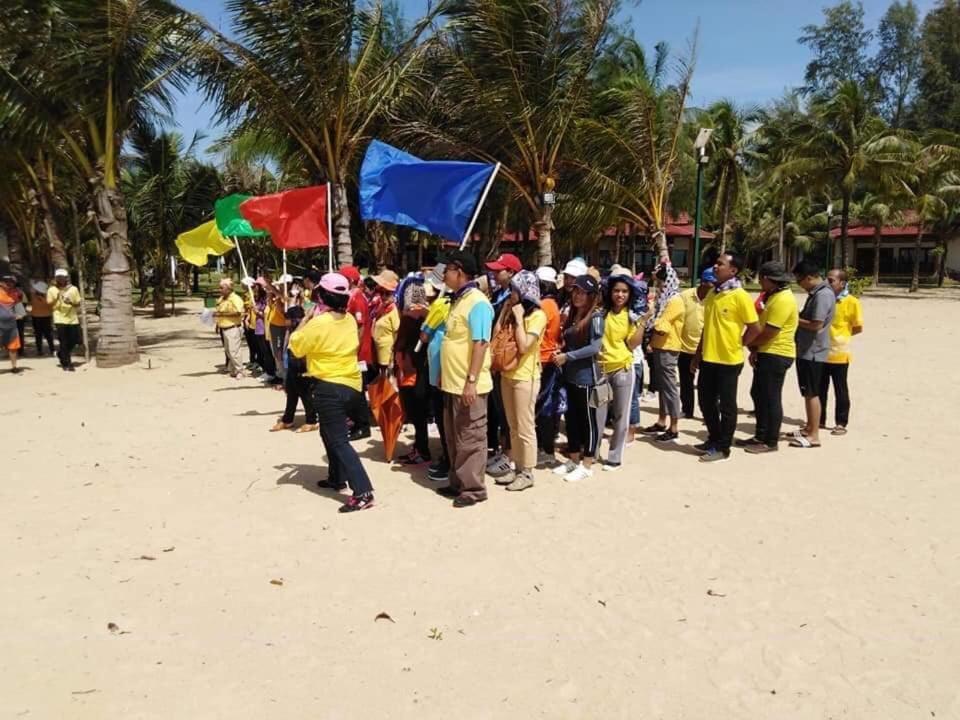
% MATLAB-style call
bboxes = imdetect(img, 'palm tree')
[394,0,616,266]
[196,0,438,266]
[855,193,898,286]
[0,0,198,366]
[705,100,756,253]
[775,81,908,269]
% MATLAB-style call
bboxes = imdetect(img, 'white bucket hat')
[561,258,587,278]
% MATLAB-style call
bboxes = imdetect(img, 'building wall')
[595,236,694,276]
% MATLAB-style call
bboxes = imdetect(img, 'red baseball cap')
[338,265,361,284]
[485,253,522,273]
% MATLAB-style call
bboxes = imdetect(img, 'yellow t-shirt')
[678,287,706,354]
[440,288,493,395]
[46,285,81,325]
[214,292,244,329]
[373,305,400,366]
[828,295,864,364]
[600,308,638,374]
[503,309,547,381]
[651,295,685,352]
[756,289,798,358]
[288,312,362,391]
[701,287,758,365]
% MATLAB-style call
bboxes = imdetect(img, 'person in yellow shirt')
[819,268,864,435]
[677,268,714,418]
[46,269,82,371]
[741,261,798,453]
[288,272,374,513]
[212,278,245,377]
[494,271,546,492]
[642,264,686,443]
[370,269,400,372]
[692,253,760,462]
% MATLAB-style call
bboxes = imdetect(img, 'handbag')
[490,318,520,373]
[588,359,612,408]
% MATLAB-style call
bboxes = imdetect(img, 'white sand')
[2,294,958,719]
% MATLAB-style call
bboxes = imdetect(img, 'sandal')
[831,426,848,436]
[789,433,820,448]
[269,421,294,432]
[296,423,318,433]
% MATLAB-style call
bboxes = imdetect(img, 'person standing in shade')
[819,268,862,435]
[595,272,643,470]
[739,261,798,454]
[0,275,23,374]
[46,269,82,371]
[790,261,836,449]
[552,274,604,482]
[29,281,55,356]
[677,268,713,418]
[691,254,760,462]
[534,266,563,466]
[436,250,495,508]
[496,270,546,492]
[642,263,685,444]
[289,272,375,513]
[212,278,246,378]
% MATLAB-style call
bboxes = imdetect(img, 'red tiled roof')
[830,224,927,238]
[600,215,715,239]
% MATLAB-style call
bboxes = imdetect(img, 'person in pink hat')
[289,272,375,512]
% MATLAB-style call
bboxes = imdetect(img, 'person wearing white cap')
[46,269,82,371]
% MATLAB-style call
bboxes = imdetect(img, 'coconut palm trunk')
[719,182,732,254]
[534,204,555,267]
[34,164,69,271]
[872,225,882,287]
[909,223,923,293]
[333,183,353,267]
[778,202,786,263]
[839,191,851,269]
[93,178,138,367]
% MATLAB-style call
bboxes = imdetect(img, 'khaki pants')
[443,392,488,500]
[221,325,243,375]
[501,375,540,471]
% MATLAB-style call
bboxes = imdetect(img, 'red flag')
[239,185,330,249]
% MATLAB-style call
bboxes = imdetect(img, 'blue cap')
[701,267,717,284]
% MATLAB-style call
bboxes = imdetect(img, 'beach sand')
[2,293,958,719]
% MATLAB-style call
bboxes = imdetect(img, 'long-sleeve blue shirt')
[562,311,604,386]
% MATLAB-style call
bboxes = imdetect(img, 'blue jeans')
[628,362,644,426]
[312,380,373,496]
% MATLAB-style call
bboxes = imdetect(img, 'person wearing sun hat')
[371,268,400,374]
[289,272,375,513]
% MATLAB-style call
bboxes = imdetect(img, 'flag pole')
[233,236,249,280]
[327,182,334,272]
[282,249,288,308]
[459,162,501,250]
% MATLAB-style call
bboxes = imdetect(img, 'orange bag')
[490,320,519,373]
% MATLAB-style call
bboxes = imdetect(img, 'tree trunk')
[652,226,669,264]
[778,202,785,263]
[34,162,70,272]
[332,183,353,267]
[937,234,947,287]
[2,215,28,278]
[839,191,851,269]
[92,176,139,367]
[909,224,923,293]
[192,267,200,294]
[152,278,167,318]
[719,181,732,254]
[872,225,882,287]
[534,203,554,266]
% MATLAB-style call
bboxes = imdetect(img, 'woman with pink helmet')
[289,272,375,512]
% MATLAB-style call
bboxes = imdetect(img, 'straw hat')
[372,269,399,292]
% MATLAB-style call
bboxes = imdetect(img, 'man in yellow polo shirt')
[819,268,864,435]
[46,269,82,371]
[437,250,494,508]
[741,261,798,454]
[677,268,714,418]
[213,278,245,377]
[692,253,760,462]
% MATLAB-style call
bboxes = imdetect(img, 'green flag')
[215,194,268,237]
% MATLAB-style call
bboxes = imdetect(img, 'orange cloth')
[30,292,52,318]
[538,297,561,363]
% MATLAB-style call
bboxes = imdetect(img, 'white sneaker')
[601,461,621,472]
[486,452,513,477]
[552,460,577,476]
[563,463,593,482]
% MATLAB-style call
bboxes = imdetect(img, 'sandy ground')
[2,293,959,720]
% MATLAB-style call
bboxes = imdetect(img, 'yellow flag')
[176,220,235,267]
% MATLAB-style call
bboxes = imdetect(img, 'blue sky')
[174,0,939,155]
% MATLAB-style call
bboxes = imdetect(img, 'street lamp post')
[691,128,713,286]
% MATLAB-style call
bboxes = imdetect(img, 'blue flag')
[359,140,497,242]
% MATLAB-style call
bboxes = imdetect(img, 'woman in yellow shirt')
[642,264,685,443]
[496,271,546,492]
[288,273,374,513]
[595,272,645,470]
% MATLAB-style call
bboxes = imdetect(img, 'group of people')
[0,269,83,374]
[212,247,864,514]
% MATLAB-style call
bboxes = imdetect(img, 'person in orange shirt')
[0,275,23,374]
[29,281,55,356]
[533,266,563,465]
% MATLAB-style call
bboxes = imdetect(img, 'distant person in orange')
[0,275,23,374]
[29,281,55,356]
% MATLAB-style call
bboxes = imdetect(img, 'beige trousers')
[501,375,540,471]
[221,325,244,375]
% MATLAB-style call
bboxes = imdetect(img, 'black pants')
[564,382,599,458]
[431,385,448,463]
[312,380,373,496]
[56,324,80,368]
[819,363,850,427]
[32,316,55,355]
[644,351,659,392]
[400,386,431,458]
[535,363,560,453]
[244,328,260,366]
[678,352,696,418]
[697,361,742,453]
[255,334,276,375]
[282,374,317,425]
[16,318,26,355]
[751,354,793,447]
[487,373,510,454]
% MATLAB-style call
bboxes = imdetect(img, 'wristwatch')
[467,373,477,383]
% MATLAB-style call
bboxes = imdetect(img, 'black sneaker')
[452,494,487,508]
[733,437,764,448]
[435,486,459,498]
[699,448,730,463]
[427,460,449,481]
[317,478,348,491]
[347,426,371,442]
[641,423,668,435]
[693,441,714,454]
[338,493,375,513]
[655,430,679,443]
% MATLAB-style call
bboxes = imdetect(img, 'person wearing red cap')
[483,253,523,477]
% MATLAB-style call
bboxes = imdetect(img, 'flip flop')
[789,434,821,448]
[831,427,848,435]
